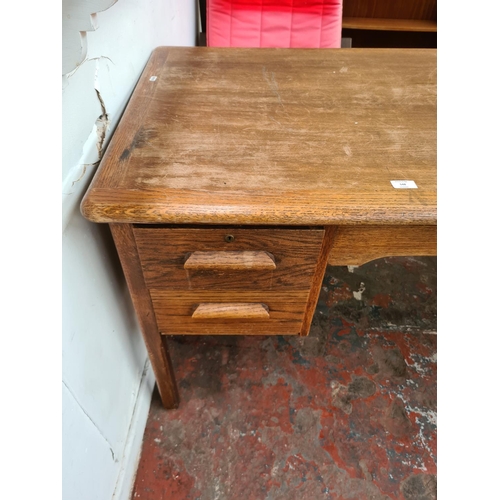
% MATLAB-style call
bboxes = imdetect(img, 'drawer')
[133,226,325,291]
[151,289,309,335]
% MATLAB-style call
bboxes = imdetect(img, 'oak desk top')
[82,47,436,226]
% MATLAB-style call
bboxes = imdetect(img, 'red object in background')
[207,0,343,48]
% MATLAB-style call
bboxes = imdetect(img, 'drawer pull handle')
[192,303,270,319]
[184,251,276,270]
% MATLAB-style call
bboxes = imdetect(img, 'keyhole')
[224,234,235,243]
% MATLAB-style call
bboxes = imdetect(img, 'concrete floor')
[132,257,437,500]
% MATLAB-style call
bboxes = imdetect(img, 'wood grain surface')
[191,303,270,319]
[328,225,437,266]
[300,226,336,336]
[151,290,308,335]
[109,223,179,409]
[133,226,325,290]
[184,251,276,270]
[81,47,436,227]
[342,17,437,32]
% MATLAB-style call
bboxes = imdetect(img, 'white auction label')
[390,180,418,189]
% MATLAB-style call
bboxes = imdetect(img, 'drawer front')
[151,289,308,335]
[133,227,325,291]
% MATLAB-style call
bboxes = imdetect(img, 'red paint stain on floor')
[133,257,437,500]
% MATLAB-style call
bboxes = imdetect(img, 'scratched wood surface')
[81,47,436,226]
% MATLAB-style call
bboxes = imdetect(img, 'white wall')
[62,1,197,499]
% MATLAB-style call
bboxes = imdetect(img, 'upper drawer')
[133,226,325,291]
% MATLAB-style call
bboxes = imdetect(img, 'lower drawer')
[151,289,309,335]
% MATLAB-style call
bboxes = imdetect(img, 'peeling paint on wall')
[95,96,108,157]
[93,69,112,160]
[62,0,119,196]
[62,2,198,495]
[64,57,113,193]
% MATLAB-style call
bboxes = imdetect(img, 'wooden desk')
[81,47,436,409]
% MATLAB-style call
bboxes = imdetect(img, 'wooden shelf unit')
[342,0,437,40]
[342,17,436,33]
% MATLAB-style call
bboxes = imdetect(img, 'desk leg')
[300,226,336,336]
[110,223,180,409]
